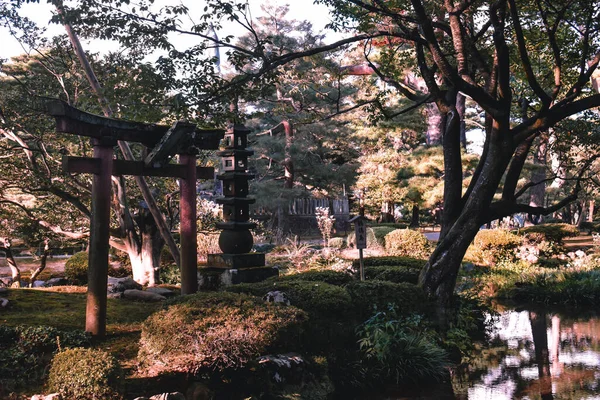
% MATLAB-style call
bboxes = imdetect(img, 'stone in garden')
[149,393,186,400]
[45,277,69,287]
[32,280,46,288]
[146,287,175,297]
[107,276,142,293]
[256,353,306,383]
[107,292,123,299]
[0,298,8,308]
[263,291,291,305]
[123,289,166,302]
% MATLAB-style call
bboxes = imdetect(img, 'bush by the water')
[465,229,521,266]
[0,326,90,392]
[364,265,420,284]
[138,292,307,375]
[64,251,89,284]
[357,306,449,385]
[345,280,429,319]
[48,348,123,399]
[384,229,430,258]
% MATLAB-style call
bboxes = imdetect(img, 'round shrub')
[48,348,123,399]
[138,292,307,375]
[370,226,396,246]
[64,251,89,285]
[328,237,346,249]
[345,280,429,319]
[384,229,430,258]
[517,223,579,244]
[271,270,355,286]
[466,229,521,266]
[364,266,420,284]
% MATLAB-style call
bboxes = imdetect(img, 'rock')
[107,276,142,293]
[45,277,69,287]
[257,353,306,384]
[0,298,8,308]
[123,289,166,302]
[263,291,291,305]
[146,287,176,297]
[186,382,212,400]
[30,393,62,400]
[107,292,123,299]
[0,287,8,295]
[149,393,186,400]
[32,280,46,288]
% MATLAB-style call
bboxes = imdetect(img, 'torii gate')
[44,99,223,336]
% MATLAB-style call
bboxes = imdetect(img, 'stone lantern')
[203,125,277,287]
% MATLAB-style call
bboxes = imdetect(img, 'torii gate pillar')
[180,152,198,295]
[86,139,114,336]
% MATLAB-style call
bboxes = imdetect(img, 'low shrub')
[347,227,378,249]
[357,306,449,385]
[48,348,123,399]
[345,280,429,319]
[138,292,307,375]
[516,223,579,244]
[328,237,346,249]
[353,256,427,270]
[159,263,180,285]
[64,251,89,285]
[384,229,431,258]
[0,326,90,392]
[370,226,397,246]
[197,232,220,260]
[364,266,420,284]
[272,270,354,286]
[465,229,522,266]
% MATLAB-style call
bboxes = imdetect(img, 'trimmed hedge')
[516,223,579,244]
[48,348,123,399]
[345,280,429,319]
[465,229,521,266]
[270,270,355,286]
[364,266,420,284]
[138,292,307,375]
[370,226,397,246]
[352,256,427,270]
[64,251,89,285]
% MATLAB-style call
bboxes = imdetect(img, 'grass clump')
[272,269,354,286]
[48,347,123,399]
[364,265,420,284]
[64,251,89,285]
[138,291,307,375]
[352,256,427,270]
[384,229,431,258]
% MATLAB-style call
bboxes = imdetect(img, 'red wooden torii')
[44,99,223,336]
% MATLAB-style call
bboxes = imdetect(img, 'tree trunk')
[130,209,164,286]
[528,133,548,224]
[29,239,50,286]
[456,92,467,149]
[1,238,21,287]
[410,203,420,228]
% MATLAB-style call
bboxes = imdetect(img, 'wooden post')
[180,153,198,295]
[86,140,114,336]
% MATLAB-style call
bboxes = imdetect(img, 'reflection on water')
[459,306,600,399]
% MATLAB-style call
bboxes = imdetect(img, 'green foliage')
[272,270,355,286]
[158,263,181,285]
[0,326,90,392]
[328,237,347,249]
[345,280,429,319]
[364,266,420,284]
[48,348,123,400]
[138,292,307,375]
[465,229,522,266]
[356,306,449,385]
[509,270,600,305]
[384,229,431,258]
[353,256,427,270]
[516,223,579,244]
[64,251,89,285]
[370,226,397,246]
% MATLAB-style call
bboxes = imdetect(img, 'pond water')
[375,306,600,399]
[455,306,600,399]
